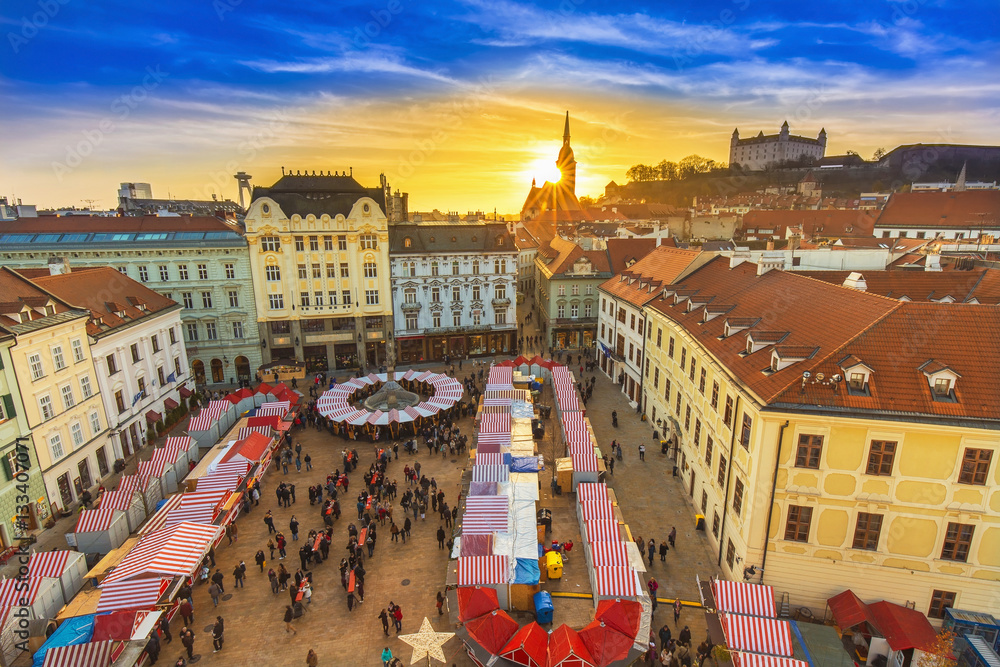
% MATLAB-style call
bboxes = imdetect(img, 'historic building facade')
[642,256,999,621]
[244,172,395,372]
[389,223,517,363]
[534,237,608,351]
[0,216,261,388]
[730,121,827,170]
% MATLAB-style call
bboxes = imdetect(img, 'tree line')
[625,155,728,182]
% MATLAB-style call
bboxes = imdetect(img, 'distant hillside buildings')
[730,121,827,171]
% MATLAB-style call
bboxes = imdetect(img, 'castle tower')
[818,127,827,152]
[779,120,790,141]
[556,111,577,196]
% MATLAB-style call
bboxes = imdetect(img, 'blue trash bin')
[534,591,554,624]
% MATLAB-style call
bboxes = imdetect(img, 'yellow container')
[545,550,563,579]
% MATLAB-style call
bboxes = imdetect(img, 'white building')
[389,223,518,363]
[730,121,826,171]
[32,263,189,466]
[875,190,1000,242]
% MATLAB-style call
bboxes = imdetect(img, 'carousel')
[316,368,464,441]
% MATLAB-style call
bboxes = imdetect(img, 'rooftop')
[599,246,705,307]
[0,215,242,248]
[876,190,1000,229]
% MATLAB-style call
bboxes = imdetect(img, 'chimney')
[729,247,751,269]
[48,256,71,275]
[788,234,800,252]
[842,272,867,290]
[925,254,942,272]
[766,240,775,251]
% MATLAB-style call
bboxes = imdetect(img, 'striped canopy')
[28,551,71,579]
[480,413,511,434]
[75,507,120,533]
[713,580,777,618]
[96,577,169,613]
[41,641,114,667]
[579,500,614,520]
[590,541,629,566]
[720,613,793,657]
[593,566,638,597]
[457,556,509,585]
[584,520,620,543]
[733,654,810,667]
[576,483,609,503]
[0,578,41,606]
[476,453,504,466]
[471,465,509,484]
[102,522,223,585]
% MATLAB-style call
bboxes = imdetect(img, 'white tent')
[140,475,164,516]
[28,551,87,607]
[67,507,130,554]
[98,477,148,534]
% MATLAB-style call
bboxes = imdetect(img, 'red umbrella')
[467,609,520,655]
[595,598,642,638]
[500,622,549,667]
[578,620,633,667]
[548,624,596,667]
[458,586,500,622]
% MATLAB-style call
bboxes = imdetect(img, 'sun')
[525,158,562,185]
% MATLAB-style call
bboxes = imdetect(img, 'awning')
[868,601,938,653]
[720,613,793,656]
[178,386,192,398]
[97,577,169,613]
[713,580,777,617]
[457,556,509,585]
[28,551,71,579]
[75,507,120,533]
[42,640,115,667]
[593,566,638,597]
[102,521,223,585]
[163,397,179,410]
[145,410,162,423]
[733,653,811,667]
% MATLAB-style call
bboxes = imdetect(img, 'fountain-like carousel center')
[363,380,421,411]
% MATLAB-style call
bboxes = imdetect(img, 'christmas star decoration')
[398,616,455,664]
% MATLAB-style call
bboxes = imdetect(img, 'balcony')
[492,297,511,307]
[401,301,422,312]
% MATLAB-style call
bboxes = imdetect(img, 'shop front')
[427,330,514,361]
[303,345,327,374]
[398,337,425,363]
[551,326,595,350]
[334,343,358,369]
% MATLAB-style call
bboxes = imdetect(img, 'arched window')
[404,288,417,304]
[403,237,412,248]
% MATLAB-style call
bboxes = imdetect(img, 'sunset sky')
[1,0,998,213]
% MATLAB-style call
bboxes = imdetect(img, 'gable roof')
[796,268,1000,304]
[740,210,876,240]
[599,246,705,307]
[605,238,658,273]
[540,237,610,277]
[0,267,84,332]
[876,190,1000,229]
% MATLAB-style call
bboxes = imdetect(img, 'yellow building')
[243,171,396,373]
[641,256,999,621]
[0,268,107,512]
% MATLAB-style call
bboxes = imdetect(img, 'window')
[178,264,191,281]
[360,234,378,249]
[60,384,75,410]
[298,264,308,279]
[106,353,119,375]
[300,293,311,307]
[693,420,701,448]
[699,369,707,394]
[689,360,697,382]
[452,286,461,301]
[50,346,67,372]
[494,259,503,274]
[705,436,714,467]
[70,422,84,447]
[309,236,319,251]
[364,262,377,278]
[701,490,708,513]
[712,512,720,537]
[733,478,744,516]
[295,237,305,251]
[169,327,177,345]
[959,448,992,485]
[225,263,235,279]
[585,285,593,295]
[138,265,149,282]
[187,323,199,340]
[28,353,44,380]
[933,377,952,397]
[572,284,580,296]
[852,512,883,550]
[324,236,334,251]
[312,264,321,278]
[365,290,379,306]
[653,368,659,389]
[117,266,128,275]
[866,441,896,476]
[149,335,160,353]
[941,522,974,562]
[48,434,64,460]
[726,540,736,569]
[327,266,337,279]
[668,337,675,358]
[431,287,440,303]
[197,264,208,280]
[495,311,507,325]
[675,393,682,416]
[205,322,218,340]
[453,313,461,327]
[433,313,441,328]
[338,236,347,251]
[96,446,108,476]
[340,263,349,278]
[656,329,662,347]
[558,285,566,297]
[404,288,417,304]
[268,294,284,310]
[473,312,481,326]
[341,291,351,306]
[571,305,579,318]
[261,237,280,252]
[80,375,92,399]
[472,259,480,274]
[664,378,671,402]
[71,339,85,363]
[173,357,181,376]
[114,389,126,413]
[795,434,823,469]
[585,304,592,317]
[680,348,686,370]
[157,366,166,385]
[740,413,752,449]
[928,591,956,620]
[717,454,727,486]
[89,410,101,436]
[784,506,812,542]
[265,265,281,281]
[39,395,54,420]
[452,261,460,276]
[495,284,507,300]
[430,261,439,277]
[405,313,418,329]
[182,292,194,309]
[226,290,240,308]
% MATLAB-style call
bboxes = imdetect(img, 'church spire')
[563,111,570,144]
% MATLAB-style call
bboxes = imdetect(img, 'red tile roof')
[599,246,705,307]
[740,210,875,240]
[0,267,78,329]
[797,269,1000,304]
[541,237,611,277]
[876,190,1000,229]
[605,238,658,273]
[1,215,239,233]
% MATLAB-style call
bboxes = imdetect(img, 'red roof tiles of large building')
[605,238,658,274]
[875,190,1000,229]
[0,267,80,330]
[539,237,611,277]
[599,246,706,307]
[740,210,875,240]
[796,269,1000,304]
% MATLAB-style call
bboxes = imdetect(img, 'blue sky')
[1,0,998,211]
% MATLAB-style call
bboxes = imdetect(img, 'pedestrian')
[673,599,682,626]
[608,456,614,474]
[647,578,659,611]
[648,538,656,566]
[658,624,672,652]
[307,649,318,667]
[268,538,276,559]
[636,536,646,560]
[180,627,195,659]
[290,516,299,541]
[264,510,276,534]
[277,533,287,558]
[669,526,676,548]
[639,444,646,461]
[234,562,246,588]
[381,647,393,667]
[392,603,403,632]
[436,526,446,549]
[268,568,279,594]
[211,568,224,592]
[436,591,445,616]
[679,625,692,646]
[212,617,224,653]
[179,599,194,626]
[146,630,161,664]
[304,453,312,471]
[208,582,222,607]
[255,549,266,572]
[284,605,297,635]
[403,517,411,542]
[158,613,172,644]
[379,608,390,636]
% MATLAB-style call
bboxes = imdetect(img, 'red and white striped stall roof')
[415,401,441,415]
[484,390,519,400]
[96,577,169,613]
[0,578,40,606]
[713,580,777,618]
[471,465,509,483]
[576,483,609,503]
[193,472,243,493]
[139,493,185,536]
[483,397,513,407]
[116,474,140,497]
[75,507,120,533]
[463,497,509,534]
[556,388,580,412]
[477,432,511,445]
[206,399,231,415]
[42,640,114,667]
[238,426,272,439]
[257,401,290,417]
[414,371,434,383]
[475,453,503,466]
[570,452,599,472]
[149,448,170,467]
[97,487,134,512]
[480,413,511,434]
[593,566,638,597]
[164,436,192,458]
[427,396,457,409]
[732,653,810,667]
[720,613,793,657]
[579,500,614,520]
[590,541,629,566]
[138,460,166,488]
[188,410,218,432]
[584,520,620,543]
[487,367,513,386]
[457,556,509,585]
[165,490,228,527]
[562,412,586,431]
[102,522,223,585]
[28,551,71,579]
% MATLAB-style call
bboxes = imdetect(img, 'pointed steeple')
[955,161,968,192]
[563,111,571,144]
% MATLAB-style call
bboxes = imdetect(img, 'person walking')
[673,599,682,626]
[208,582,222,607]
[378,608,390,636]
[647,578,659,612]
[381,647,393,667]
[659,540,669,561]
[392,603,403,633]
[268,568,279,594]
[290,516,300,541]
[669,526,677,548]
[304,453,312,471]
[255,550,266,572]
[436,591,445,616]
[608,456,614,475]
[284,605,297,635]
[233,562,246,589]
[180,627,195,660]
[212,617,224,653]
[636,536,646,561]
[639,444,646,461]
[264,511,276,534]
[211,568,225,593]
[158,613,172,644]
[436,526,446,549]
[277,533,287,559]
[648,539,656,566]
[307,649,318,667]
[179,600,194,626]
[145,630,161,664]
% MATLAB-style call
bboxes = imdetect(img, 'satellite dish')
[816,373,825,381]
[802,371,812,379]
[832,374,842,382]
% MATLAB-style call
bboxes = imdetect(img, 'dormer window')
[723,318,759,338]
[920,360,960,402]
[19,311,31,324]
[840,355,874,396]
[848,373,866,391]
[745,331,788,354]
[770,346,818,372]
[44,305,55,316]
